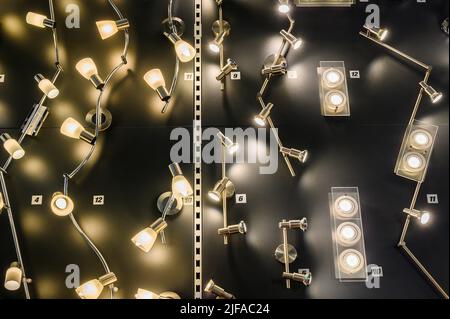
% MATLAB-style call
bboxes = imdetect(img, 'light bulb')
[208,191,221,202]
[143,69,165,90]
[174,40,196,63]
[76,279,103,299]
[26,12,51,28]
[96,20,118,40]
[323,69,344,88]
[404,153,425,172]
[420,212,430,225]
[51,192,74,217]
[35,75,59,99]
[209,42,220,53]
[339,249,364,274]
[172,175,193,197]
[254,116,266,127]
[279,4,290,13]
[345,253,360,268]
[337,222,361,246]
[1,134,25,160]
[135,289,159,299]
[60,118,84,139]
[76,58,98,80]
[132,227,158,253]
[378,28,388,41]
[4,263,22,291]
[334,196,358,218]
[410,129,432,150]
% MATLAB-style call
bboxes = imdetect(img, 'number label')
[236,194,247,204]
[93,195,104,206]
[287,70,298,79]
[0,75,5,83]
[31,195,43,206]
[427,194,439,204]
[184,73,193,81]
[230,71,241,80]
[350,70,360,79]
[183,196,194,206]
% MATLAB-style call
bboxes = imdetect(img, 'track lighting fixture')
[278,0,291,14]
[282,270,312,287]
[363,25,389,41]
[208,177,233,202]
[318,62,351,116]
[132,217,168,253]
[4,262,22,291]
[76,58,104,90]
[0,133,25,160]
[60,118,96,145]
[135,288,181,299]
[419,81,443,104]
[280,147,308,164]
[34,74,59,99]
[96,19,130,40]
[164,31,196,63]
[254,103,274,127]
[216,58,238,81]
[76,272,117,299]
[403,208,431,225]
[143,69,171,102]
[218,221,247,236]
[50,192,75,217]
[204,279,235,299]
[280,30,303,50]
[26,12,55,28]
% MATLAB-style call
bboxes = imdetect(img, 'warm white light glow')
[420,212,430,225]
[337,222,361,246]
[26,12,47,28]
[3,139,25,160]
[4,265,22,291]
[334,196,358,218]
[76,58,98,80]
[323,69,344,88]
[135,288,159,299]
[143,69,165,90]
[339,249,365,274]
[60,118,84,139]
[278,4,290,13]
[96,20,118,40]
[132,228,158,253]
[404,153,425,172]
[174,40,196,63]
[209,42,220,53]
[410,130,432,150]
[228,143,239,155]
[208,191,221,202]
[172,175,193,197]
[0,193,4,211]
[254,116,266,127]
[38,78,59,99]
[50,193,74,217]
[76,279,103,299]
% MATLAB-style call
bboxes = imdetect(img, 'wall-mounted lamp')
[216,58,238,81]
[419,81,443,104]
[4,262,22,291]
[0,133,25,160]
[96,19,130,40]
[280,147,309,164]
[135,288,181,299]
[204,279,235,299]
[209,177,234,202]
[143,69,171,102]
[254,103,274,127]
[60,118,96,145]
[26,12,55,28]
[50,192,75,217]
[280,29,303,50]
[403,208,431,225]
[34,74,59,99]
[164,31,196,63]
[275,218,309,289]
[75,272,117,299]
[76,58,105,90]
[278,0,291,14]
[132,217,168,253]
[363,24,389,41]
[282,270,312,286]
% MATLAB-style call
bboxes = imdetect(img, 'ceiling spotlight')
[254,103,274,127]
[278,0,291,14]
[4,262,22,291]
[34,74,59,99]
[322,68,345,88]
[169,162,193,197]
[336,222,362,247]
[280,30,303,50]
[218,221,247,236]
[204,279,235,299]
[50,192,75,217]
[96,19,130,40]
[0,133,25,160]
[135,288,180,299]
[280,147,308,163]
[208,177,232,202]
[165,32,196,63]
[338,249,365,275]
[132,217,168,253]
[143,69,170,102]
[364,25,389,41]
[325,90,347,113]
[279,218,308,232]
[76,58,104,89]
[75,272,117,299]
[403,208,431,225]
[60,117,96,145]
[216,58,238,81]
[410,129,433,150]
[26,12,55,28]
[402,152,426,173]
[419,81,443,104]
[217,132,239,154]
[334,195,359,219]
[282,270,312,286]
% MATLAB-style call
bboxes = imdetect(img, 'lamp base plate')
[212,20,231,36]
[157,192,183,216]
[162,17,185,36]
[263,54,287,69]
[275,244,297,264]
[85,109,112,131]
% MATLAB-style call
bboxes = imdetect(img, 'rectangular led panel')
[296,0,355,7]
[329,187,367,282]
[318,61,350,117]
[395,120,439,183]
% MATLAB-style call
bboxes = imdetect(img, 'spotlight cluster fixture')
[275,218,310,288]
[360,24,447,299]
[318,61,351,116]
[209,0,238,90]
[254,1,308,177]
[143,0,196,113]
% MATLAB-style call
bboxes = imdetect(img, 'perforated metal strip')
[193,0,203,299]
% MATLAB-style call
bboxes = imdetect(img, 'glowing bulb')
[96,20,118,40]
[132,228,158,253]
[38,78,59,99]
[339,199,353,213]
[4,264,22,291]
[26,12,47,28]
[50,192,74,217]
[228,143,239,155]
[143,69,166,90]
[172,175,193,197]
[254,116,266,127]
[209,42,220,53]
[405,153,424,171]
[420,212,430,225]
[279,4,290,13]
[135,289,159,299]
[341,226,356,240]
[76,279,103,299]
[76,58,98,80]
[345,253,360,268]
[330,93,344,106]
[410,130,432,150]
[60,118,84,139]
[174,40,196,63]
[208,191,221,202]
[1,135,25,160]
[323,69,344,88]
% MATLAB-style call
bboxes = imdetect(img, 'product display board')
[0,0,448,300]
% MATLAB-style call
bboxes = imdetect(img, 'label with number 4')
[93,195,105,206]
[236,194,247,204]
[31,195,43,206]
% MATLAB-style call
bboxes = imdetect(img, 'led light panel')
[318,61,351,117]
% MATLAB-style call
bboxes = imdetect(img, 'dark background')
[0,0,448,299]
